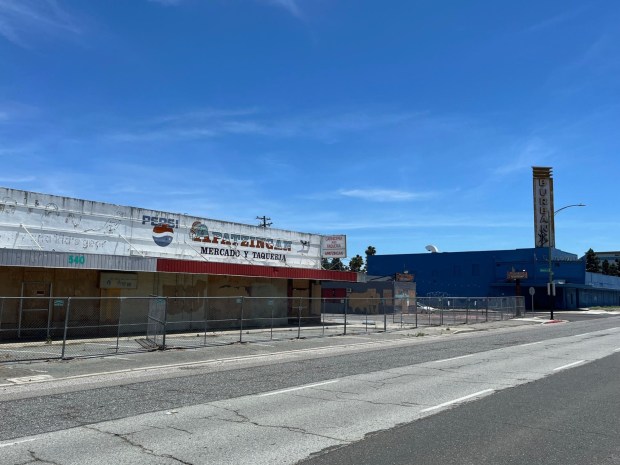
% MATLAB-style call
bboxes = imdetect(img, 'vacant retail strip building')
[0,187,357,337]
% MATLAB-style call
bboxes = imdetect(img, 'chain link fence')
[0,295,525,362]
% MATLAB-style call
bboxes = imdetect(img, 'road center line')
[553,360,586,371]
[0,438,37,449]
[433,354,475,363]
[259,380,339,397]
[421,389,494,412]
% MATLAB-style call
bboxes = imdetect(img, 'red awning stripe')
[156,259,358,281]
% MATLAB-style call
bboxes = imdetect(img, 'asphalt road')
[298,353,620,465]
[0,315,618,464]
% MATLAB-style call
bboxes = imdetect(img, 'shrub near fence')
[0,296,525,362]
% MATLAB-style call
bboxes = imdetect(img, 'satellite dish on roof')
[425,244,439,253]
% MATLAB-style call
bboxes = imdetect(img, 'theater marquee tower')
[532,166,555,248]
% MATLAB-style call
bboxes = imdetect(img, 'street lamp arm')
[554,203,586,215]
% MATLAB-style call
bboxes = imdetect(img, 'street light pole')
[548,203,586,320]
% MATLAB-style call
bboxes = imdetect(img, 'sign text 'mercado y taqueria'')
[189,221,294,262]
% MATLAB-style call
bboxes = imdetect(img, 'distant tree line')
[585,248,620,276]
[322,246,376,272]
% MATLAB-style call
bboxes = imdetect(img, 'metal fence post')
[383,299,387,332]
[61,297,71,359]
[485,298,489,322]
[162,297,168,350]
[239,297,244,343]
[116,300,121,354]
[46,295,52,339]
[203,298,209,346]
[270,300,274,340]
[343,298,347,335]
[297,299,302,339]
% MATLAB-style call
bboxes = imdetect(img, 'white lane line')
[0,438,37,449]
[433,354,475,363]
[553,360,586,371]
[259,380,339,397]
[613,348,620,352]
[421,389,495,413]
[519,341,544,347]
[572,333,594,338]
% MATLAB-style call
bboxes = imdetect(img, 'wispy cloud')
[105,107,420,143]
[524,6,587,34]
[493,137,555,176]
[147,0,184,6]
[338,189,434,202]
[294,214,533,232]
[259,0,304,18]
[0,175,36,184]
[0,0,81,47]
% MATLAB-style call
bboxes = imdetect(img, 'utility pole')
[256,216,272,228]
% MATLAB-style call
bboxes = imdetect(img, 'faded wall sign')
[0,188,341,269]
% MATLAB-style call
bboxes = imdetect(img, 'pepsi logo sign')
[143,215,178,247]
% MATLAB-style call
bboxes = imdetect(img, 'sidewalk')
[0,316,549,387]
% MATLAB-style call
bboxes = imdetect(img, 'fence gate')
[146,296,166,348]
[18,282,53,339]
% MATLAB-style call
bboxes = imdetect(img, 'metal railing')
[0,296,525,362]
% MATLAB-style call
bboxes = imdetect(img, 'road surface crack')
[83,425,194,465]
[19,450,62,465]
[208,404,350,443]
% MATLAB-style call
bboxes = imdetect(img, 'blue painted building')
[367,248,620,310]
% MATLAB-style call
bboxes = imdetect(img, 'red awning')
[157,258,359,282]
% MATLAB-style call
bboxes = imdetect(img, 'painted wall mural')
[0,188,333,269]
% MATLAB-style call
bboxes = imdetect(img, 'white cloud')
[338,189,434,202]
[0,0,80,47]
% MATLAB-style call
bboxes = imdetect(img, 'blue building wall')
[367,248,620,310]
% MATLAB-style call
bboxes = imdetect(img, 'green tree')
[364,245,377,272]
[348,254,364,272]
[602,259,611,275]
[609,261,619,277]
[585,248,601,273]
[329,258,348,271]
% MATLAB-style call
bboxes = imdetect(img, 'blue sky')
[1,0,619,262]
